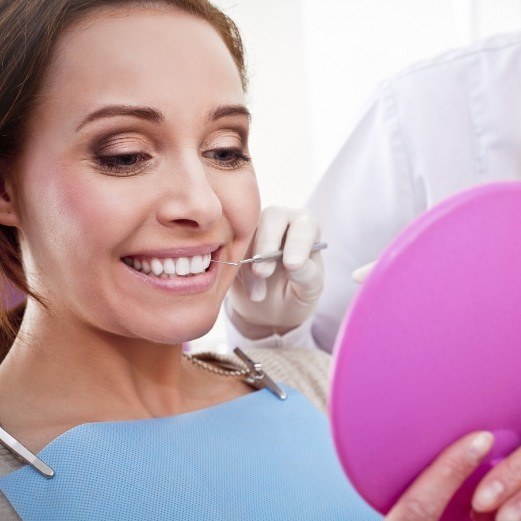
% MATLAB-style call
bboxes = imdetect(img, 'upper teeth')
[123,254,212,277]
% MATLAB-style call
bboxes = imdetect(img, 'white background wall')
[192,0,521,352]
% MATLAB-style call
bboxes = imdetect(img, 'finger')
[352,261,377,284]
[386,432,494,521]
[252,206,290,278]
[494,489,521,521]
[239,265,268,302]
[286,258,323,302]
[281,210,320,271]
[472,445,521,513]
[249,277,267,302]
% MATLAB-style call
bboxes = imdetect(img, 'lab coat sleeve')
[225,80,424,352]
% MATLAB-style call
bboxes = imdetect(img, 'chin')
[122,310,220,345]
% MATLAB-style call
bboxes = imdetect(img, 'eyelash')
[95,152,151,176]
[203,148,252,170]
[94,148,251,176]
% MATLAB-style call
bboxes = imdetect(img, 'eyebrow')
[207,104,251,122]
[76,103,251,132]
[76,106,165,131]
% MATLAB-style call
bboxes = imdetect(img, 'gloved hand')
[352,261,377,283]
[227,206,323,339]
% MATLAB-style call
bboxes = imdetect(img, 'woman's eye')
[95,152,152,175]
[203,148,251,169]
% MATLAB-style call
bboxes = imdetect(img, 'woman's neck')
[0,300,250,453]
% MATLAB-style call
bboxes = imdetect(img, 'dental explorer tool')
[0,425,55,478]
[210,241,327,266]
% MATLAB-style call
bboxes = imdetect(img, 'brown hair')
[0,0,247,361]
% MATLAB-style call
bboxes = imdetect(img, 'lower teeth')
[131,266,203,278]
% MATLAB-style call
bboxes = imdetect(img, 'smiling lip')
[120,246,223,295]
[122,243,221,260]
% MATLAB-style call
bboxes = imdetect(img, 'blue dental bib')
[0,386,380,520]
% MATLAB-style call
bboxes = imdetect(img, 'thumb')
[352,261,377,284]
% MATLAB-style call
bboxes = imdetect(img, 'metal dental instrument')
[0,425,55,478]
[211,241,327,266]
[233,348,287,400]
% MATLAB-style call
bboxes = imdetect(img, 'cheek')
[19,165,136,265]
[218,173,261,244]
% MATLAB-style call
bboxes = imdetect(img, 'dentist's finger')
[352,261,377,284]
[238,263,268,302]
[286,257,323,302]
[282,210,320,271]
[249,277,267,302]
[252,206,290,279]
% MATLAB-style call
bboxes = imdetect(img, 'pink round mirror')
[330,182,521,520]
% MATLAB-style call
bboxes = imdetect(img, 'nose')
[155,156,222,230]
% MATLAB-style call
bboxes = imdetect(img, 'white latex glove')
[352,261,377,284]
[228,206,323,339]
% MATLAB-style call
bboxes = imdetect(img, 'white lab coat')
[226,31,521,353]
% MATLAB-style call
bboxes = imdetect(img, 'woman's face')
[12,6,260,344]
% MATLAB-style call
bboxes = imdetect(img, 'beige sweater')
[0,348,331,520]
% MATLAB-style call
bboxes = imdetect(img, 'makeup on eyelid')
[90,129,248,157]
[95,134,152,153]
[83,126,251,176]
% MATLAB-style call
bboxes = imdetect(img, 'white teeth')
[141,259,151,274]
[190,255,204,274]
[150,258,164,276]
[176,257,190,276]
[125,251,215,278]
[163,258,176,275]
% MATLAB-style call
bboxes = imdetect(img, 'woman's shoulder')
[0,445,24,520]
[0,444,24,477]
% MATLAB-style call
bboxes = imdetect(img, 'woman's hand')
[227,206,323,339]
[470,443,521,520]
[385,432,494,520]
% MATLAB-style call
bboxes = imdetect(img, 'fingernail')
[468,432,494,462]
[284,255,305,268]
[497,505,521,521]
[352,263,373,283]
[252,262,273,278]
[474,480,505,511]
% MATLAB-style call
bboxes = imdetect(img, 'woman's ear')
[0,176,21,228]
